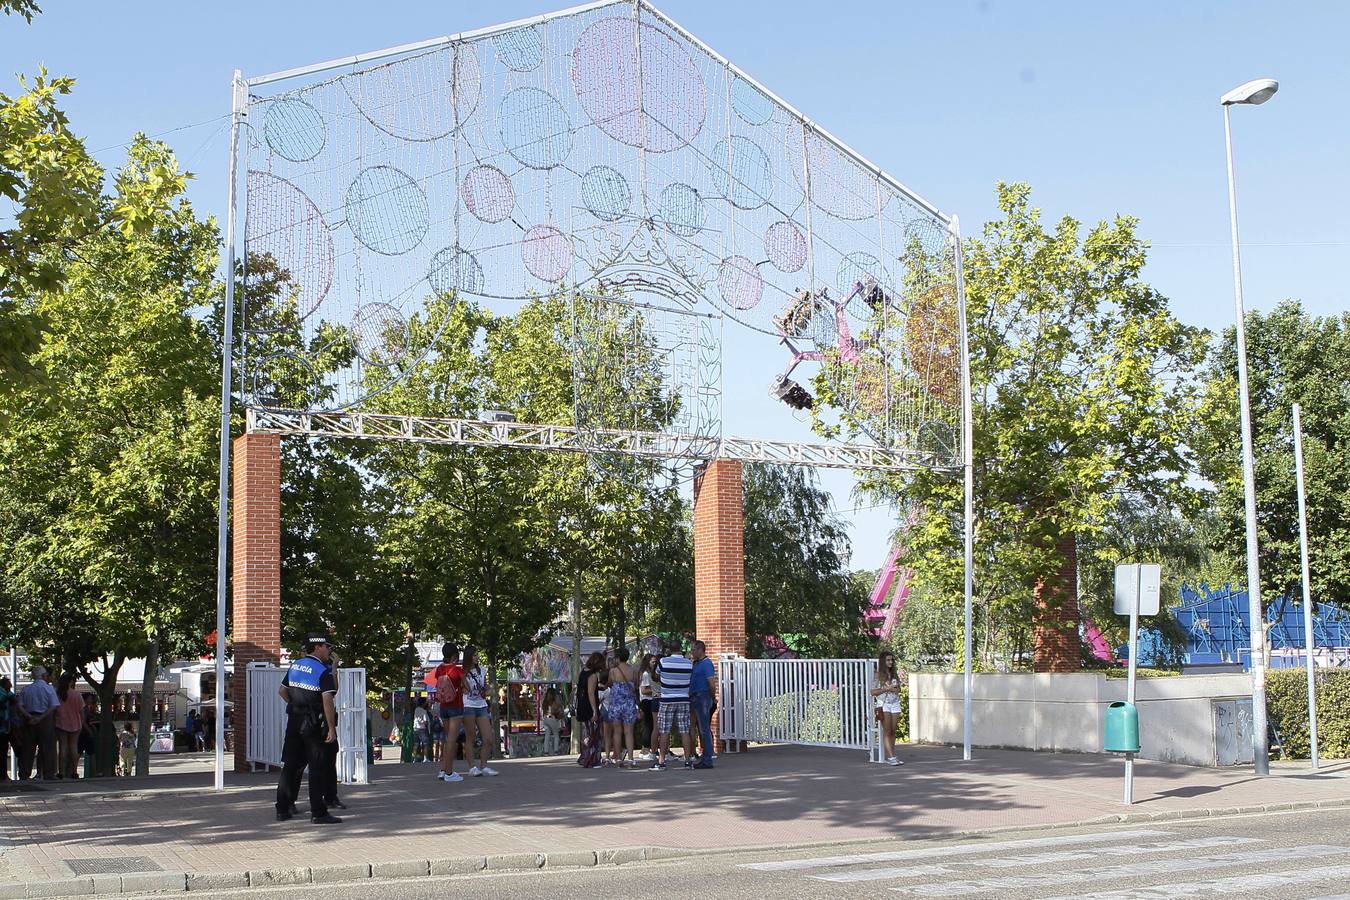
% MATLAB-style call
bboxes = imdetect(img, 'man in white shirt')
[17,666,59,781]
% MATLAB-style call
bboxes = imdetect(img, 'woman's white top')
[640,671,653,697]
[874,673,902,706]
[462,667,489,708]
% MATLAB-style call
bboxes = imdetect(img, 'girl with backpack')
[432,643,465,783]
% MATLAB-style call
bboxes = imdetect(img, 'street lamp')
[1221,76,1278,776]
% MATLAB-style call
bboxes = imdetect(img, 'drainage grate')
[64,857,163,876]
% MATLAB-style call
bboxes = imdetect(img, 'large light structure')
[1221,75,1278,776]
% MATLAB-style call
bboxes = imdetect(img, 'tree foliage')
[743,463,868,657]
[1194,300,1350,612]
[868,184,1208,668]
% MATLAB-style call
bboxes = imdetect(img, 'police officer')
[276,632,341,824]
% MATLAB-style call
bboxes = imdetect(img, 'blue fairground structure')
[1126,585,1350,669]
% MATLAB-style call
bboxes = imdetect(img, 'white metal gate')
[246,663,369,783]
[718,655,881,761]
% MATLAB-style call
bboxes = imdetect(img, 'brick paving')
[2,744,1348,889]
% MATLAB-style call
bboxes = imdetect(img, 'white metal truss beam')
[246,408,954,474]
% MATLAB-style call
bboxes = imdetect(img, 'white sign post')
[1114,563,1160,804]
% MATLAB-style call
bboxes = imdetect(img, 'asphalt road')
[173,806,1350,899]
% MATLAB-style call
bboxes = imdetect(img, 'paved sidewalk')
[2,744,1348,895]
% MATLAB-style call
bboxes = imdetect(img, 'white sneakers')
[886,756,904,766]
[438,771,464,782]
[468,766,500,777]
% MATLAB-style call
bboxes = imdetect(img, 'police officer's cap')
[303,631,333,648]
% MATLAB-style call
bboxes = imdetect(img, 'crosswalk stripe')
[887,844,1349,896]
[813,837,1260,884]
[740,829,1171,872]
[1040,864,1350,899]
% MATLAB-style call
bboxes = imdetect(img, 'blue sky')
[4,1,1346,574]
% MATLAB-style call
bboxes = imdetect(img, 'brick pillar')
[693,459,745,751]
[232,432,282,772]
[1033,533,1081,672]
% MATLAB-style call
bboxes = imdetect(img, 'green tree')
[866,184,1209,671]
[1,72,186,394]
[743,463,868,658]
[1194,301,1350,622]
[0,139,219,769]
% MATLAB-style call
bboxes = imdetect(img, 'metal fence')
[718,655,880,761]
[246,663,369,784]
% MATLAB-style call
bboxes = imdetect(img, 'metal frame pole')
[951,215,974,762]
[1124,564,1141,804]
[1293,403,1319,769]
[213,71,247,791]
[1223,103,1270,776]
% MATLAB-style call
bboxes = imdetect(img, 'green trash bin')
[1104,701,1140,753]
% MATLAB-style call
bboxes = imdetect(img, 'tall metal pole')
[951,215,974,762]
[1223,103,1270,776]
[213,71,247,791]
[1292,403,1319,769]
[1124,564,1140,805]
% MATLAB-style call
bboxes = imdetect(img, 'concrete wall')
[909,672,1255,767]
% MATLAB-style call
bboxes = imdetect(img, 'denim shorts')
[463,705,490,720]
[439,705,463,719]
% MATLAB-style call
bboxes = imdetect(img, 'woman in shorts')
[871,652,905,766]
[638,653,658,760]
[460,646,498,777]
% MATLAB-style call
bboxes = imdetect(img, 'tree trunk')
[81,651,126,777]
[135,635,159,776]
[1033,533,1081,672]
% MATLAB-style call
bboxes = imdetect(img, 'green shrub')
[1266,668,1350,759]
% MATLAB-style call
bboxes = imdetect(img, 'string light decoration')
[239,0,960,465]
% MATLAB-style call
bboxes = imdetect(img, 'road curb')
[4,797,1349,897]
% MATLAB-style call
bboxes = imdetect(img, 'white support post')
[951,214,974,762]
[1293,403,1319,770]
[213,71,247,792]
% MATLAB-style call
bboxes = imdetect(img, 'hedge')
[1266,668,1350,759]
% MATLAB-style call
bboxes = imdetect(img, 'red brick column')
[232,432,282,771]
[693,459,746,751]
[1033,533,1081,672]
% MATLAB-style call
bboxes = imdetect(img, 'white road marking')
[888,844,1349,896]
[813,837,1260,883]
[741,829,1171,872]
[1042,864,1350,899]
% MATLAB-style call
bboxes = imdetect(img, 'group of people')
[428,641,498,783]
[0,666,105,781]
[575,639,718,771]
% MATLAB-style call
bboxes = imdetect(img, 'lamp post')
[1221,76,1278,776]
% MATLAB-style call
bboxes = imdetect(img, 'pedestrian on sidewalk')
[689,641,717,769]
[275,631,341,824]
[54,673,84,779]
[539,687,562,755]
[17,665,58,781]
[0,676,17,782]
[638,654,658,761]
[117,722,136,776]
[607,648,639,767]
[872,652,905,766]
[576,652,604,768]
[412,697,431,762]
[432,642,465,784]
[651,645,693,771]
[430,704,445,762]
[459,647,498,777]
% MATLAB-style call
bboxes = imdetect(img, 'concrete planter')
[909,671,1256,767]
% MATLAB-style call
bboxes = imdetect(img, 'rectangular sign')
[1114,563,1161,616]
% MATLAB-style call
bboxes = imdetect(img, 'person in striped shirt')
[651,645,694,770]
